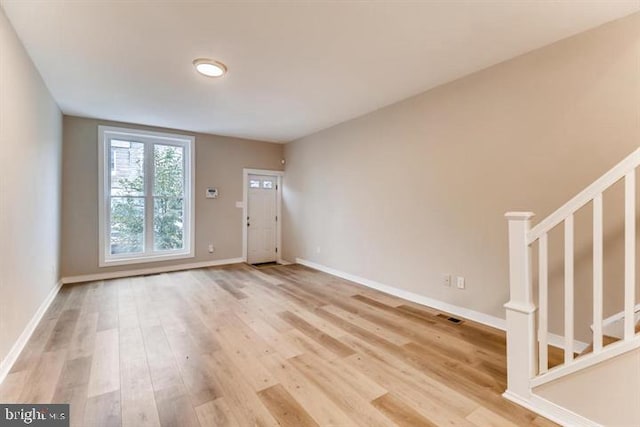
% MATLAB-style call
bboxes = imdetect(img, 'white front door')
[247,174,277,264]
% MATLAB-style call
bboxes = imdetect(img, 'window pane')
[249,180,260,188]
[110,140,144,196]
[154,144,184,197]
[154,197,184,251]
[110,197,144,255]
[262,180,273,189]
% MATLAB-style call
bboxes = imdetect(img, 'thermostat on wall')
[206,188,219,199]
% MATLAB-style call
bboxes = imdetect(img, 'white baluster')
[565,215,574,363]
[538,233,548,373]
[593,194,603,352]
[625,171,635,340]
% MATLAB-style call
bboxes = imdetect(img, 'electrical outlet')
[456,276,465,289]
[208,244,214,253]
[443,274,451,287]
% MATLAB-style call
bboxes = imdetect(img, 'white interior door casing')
[247,174,278,264]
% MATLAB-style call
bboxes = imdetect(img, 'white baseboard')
[61,257,244,284]
[296,258,506,330]
[0,280,63,385]
[296,258,590,353]
[503,391,600,427]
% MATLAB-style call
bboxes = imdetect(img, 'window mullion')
[144,142,154,255]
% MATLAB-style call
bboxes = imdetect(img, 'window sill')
[99,251,195,268]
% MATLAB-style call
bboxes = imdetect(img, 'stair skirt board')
[531,335,640,389]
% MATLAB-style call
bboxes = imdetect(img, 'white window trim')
[98,125,195,267]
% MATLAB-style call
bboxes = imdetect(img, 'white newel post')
[504,212,536,400]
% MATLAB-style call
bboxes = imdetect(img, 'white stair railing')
[504,148,640,402]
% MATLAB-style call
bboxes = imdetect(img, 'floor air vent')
[437,313,464,324]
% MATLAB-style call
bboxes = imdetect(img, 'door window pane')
[154,197,184,251]
[110,197,144,255]
[154,144,184,197]
[110,140,144,196]
[262,180,273,189]
[249,179,260,188]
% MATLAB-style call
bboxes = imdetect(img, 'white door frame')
[242,168,284,264]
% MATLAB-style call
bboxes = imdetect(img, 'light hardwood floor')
[0,263,558,426]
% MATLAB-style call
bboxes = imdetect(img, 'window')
[262,180,274,189]
[98,126,195,266]
[249,179,260,189]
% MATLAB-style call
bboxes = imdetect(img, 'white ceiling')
[2,1,638,142]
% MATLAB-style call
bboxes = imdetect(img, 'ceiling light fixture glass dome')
[193,58,227,77]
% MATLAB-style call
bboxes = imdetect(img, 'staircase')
[504,148,640,426]
[580,318,640,356]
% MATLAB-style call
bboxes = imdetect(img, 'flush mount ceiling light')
[193,58,227,78]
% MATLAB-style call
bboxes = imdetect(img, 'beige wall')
[283,13,640,337]
[535,349,640,425]
[0,9,63,365]
[61,116,283,278]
